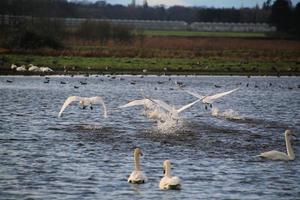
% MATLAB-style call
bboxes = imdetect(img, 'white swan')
[128,147,148,184]
[257,130,295,161]
[119,99,156,110]
[58,96,107,118]
[16,65,27,72]
[11,64,18,70]
[183,87,239,108]
[28,64,41,72]
[159,160,181,190]
[40,67,53,72]
[119,98,199,120]
[149,98,200,119]
[119,98,165,120]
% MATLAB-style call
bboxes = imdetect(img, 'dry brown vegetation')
[23,36,298,63]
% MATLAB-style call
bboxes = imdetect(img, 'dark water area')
[0,75,299,199]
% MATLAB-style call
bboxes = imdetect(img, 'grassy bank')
[1,53,299,75]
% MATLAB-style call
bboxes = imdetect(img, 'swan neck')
[165,164,171,177]
[134,152,141,171]
[285,134,295,160]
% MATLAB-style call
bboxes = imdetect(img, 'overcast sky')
[86,0,299,8]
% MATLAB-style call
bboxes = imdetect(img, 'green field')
[144,30,267,38]
[1,53,298,75]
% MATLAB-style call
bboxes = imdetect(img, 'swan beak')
[163,169,165,175]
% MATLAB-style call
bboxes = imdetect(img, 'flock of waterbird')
[57,83,296,189]
[11,64,53,72]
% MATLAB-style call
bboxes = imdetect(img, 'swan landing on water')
[183,87,239,109]
[119,98,199,121]
[159,160,182,190]
[149,98,200,120]
[128,147,148,184]
[58,96,107,118]
[118,98,165,120]
[257,130,296,161]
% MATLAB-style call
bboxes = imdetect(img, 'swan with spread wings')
[119,98,199,121]
[183,87,239,109]
[58,96,107,118]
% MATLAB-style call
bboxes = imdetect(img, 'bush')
[76,20,111,44]
[76,20,135,44]
[111,25,134,43]
[2,18,65,49]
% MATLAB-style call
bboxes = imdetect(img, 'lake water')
[0,75,299,199]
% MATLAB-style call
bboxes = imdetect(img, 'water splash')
[211,107,244,120]
[156,114,184,134]
[142,106,168,121]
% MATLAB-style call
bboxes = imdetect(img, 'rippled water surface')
[0,75,299,199]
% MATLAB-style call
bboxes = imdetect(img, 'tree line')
[0,0,296,23]
[1,0,299,32]
[0,18,137,49]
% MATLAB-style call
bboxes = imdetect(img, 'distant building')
[130,0,136,7]
[0,15,276,32]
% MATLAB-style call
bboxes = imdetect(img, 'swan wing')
[89,96,107,118]
[184,90,205,99]
[176,99,200,114]
[119,99,152,108]
[203,87,239,104]
[58,96,82,117]
[151,99,173,113]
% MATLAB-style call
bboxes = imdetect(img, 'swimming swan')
[159,160,181,190]
[58,96,107,118]
[257,130,295,161]
[183,87,239,108]
[128,147,148,184]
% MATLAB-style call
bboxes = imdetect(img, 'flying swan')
[159,160,181,190]
[119,99,156,110]
[58,96,107,118]
[148,98,200,120]
[128,147,148,184]
[119,98,200,120]
[118,98,166,120]
[183,87,239,109]
[257,130,295,161]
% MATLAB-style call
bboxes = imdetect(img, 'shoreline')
[1,69,299,76]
